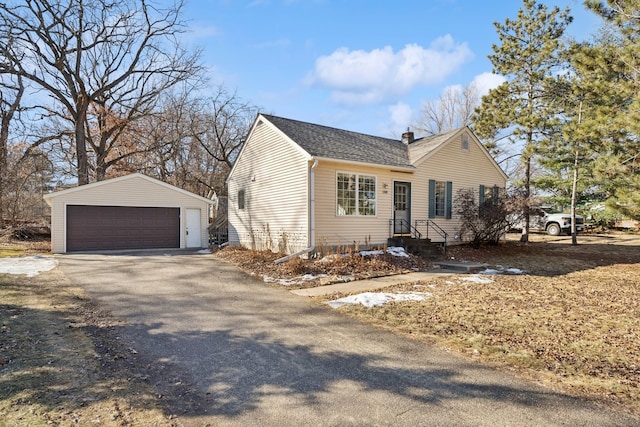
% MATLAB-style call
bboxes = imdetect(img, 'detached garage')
[44,173,213,253]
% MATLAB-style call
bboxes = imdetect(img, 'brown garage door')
[66,205,180,251]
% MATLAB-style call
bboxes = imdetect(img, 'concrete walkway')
[291,270,457,297]
[290,260,491,297]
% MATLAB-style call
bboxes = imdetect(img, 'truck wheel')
[546,223,561,236]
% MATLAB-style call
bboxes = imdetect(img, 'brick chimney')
[401,129,414,145]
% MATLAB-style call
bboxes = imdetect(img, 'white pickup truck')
[511,207,585,236]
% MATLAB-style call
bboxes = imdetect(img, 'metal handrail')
[389,219,422,239]
[414,219,448,247]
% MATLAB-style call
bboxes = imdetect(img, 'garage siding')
[45,174,212,253]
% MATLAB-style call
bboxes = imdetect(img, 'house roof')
[262,114,413,169]
[407,127,462,164]
[43,172,214,205]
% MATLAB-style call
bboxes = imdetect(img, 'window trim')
[479,184,501,206]
[237,189,245,210]
[428,179,452,219]
[336,171,377,217]
[461,134,470,150]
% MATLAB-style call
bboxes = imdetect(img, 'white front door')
[186,209,201,248]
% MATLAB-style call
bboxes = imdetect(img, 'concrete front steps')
[388,237,443,259]
[432,260,489,273]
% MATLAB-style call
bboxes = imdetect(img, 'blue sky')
[180,0,601,138]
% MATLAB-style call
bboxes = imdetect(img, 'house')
[44,173,213,253]
[226,114,507,255]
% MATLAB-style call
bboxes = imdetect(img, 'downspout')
[274,158,318,264]
[309,158,318,250]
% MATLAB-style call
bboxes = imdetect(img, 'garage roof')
[44,173,214,206]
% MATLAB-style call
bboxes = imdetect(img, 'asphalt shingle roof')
[262,114,414,169]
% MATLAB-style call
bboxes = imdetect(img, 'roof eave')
[312,156,415,172]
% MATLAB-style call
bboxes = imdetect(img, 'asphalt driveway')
[57,251,638,426]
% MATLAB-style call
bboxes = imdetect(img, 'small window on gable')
[238,189,245,210]
[461,134,470,150]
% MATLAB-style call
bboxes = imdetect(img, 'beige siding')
[228,120,310,253]
[314,161,401,249]
[412,130,507,243]
[46,175,211,253]
[314,130,506,247]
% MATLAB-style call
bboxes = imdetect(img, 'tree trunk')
[0,116,7,227]
[75,97,90,185]
[520,153,531,243]
[95,160,106,182]
[571,149,579,246]
[0,79,24,226]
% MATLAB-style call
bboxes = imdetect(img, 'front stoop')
[432,260,489,273]
[388,237,443,259]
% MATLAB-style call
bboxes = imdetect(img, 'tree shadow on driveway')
[54,252,640,425]
[117,323,634,426]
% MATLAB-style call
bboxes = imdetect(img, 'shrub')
[454,188,515,248]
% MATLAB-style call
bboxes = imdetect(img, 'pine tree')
[584,0,640,219]
[534,33,623,243]
[473,0,573,242]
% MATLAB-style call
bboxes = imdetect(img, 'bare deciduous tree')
[114,86,260,200]
[416,83,480,135]
[0,73,24,225]
[0,0,203,185]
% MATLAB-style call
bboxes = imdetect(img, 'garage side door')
[66,205,180,251]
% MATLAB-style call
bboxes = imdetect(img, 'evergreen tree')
[584,0,640,219]
[473,0,573,242]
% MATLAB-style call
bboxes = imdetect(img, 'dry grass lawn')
[0,239,176,426]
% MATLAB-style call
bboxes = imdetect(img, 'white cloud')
[309,36,473,106]
[388,102,415,135]
[471,72,505,96]
[183,25,222,43]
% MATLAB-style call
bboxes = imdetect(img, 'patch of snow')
[386,246,409,257]
[480,268,501,275]
[479,267,525,275]
[264,273,329,286]
[321,246,409,261]
[196,249,212,254]
[318,254,342,263]
[300,273,328,281]
[358,249,384,257]
[326,291,431,308]
[0,256,58,277]
[460,275,494,284]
